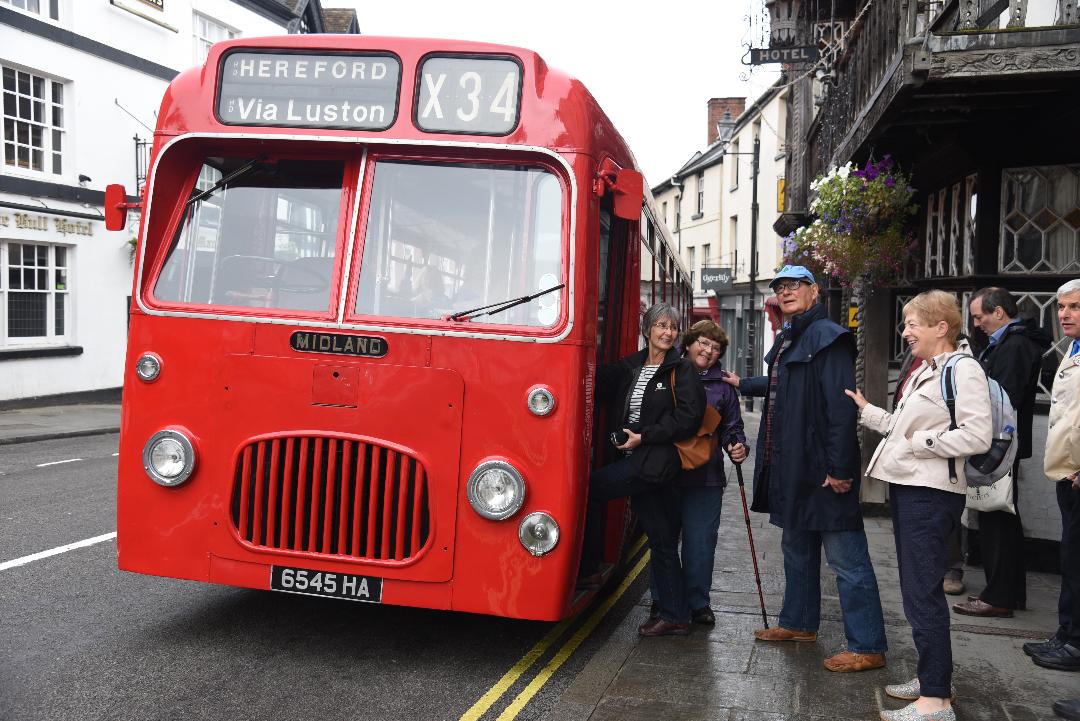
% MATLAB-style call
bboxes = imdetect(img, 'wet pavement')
[546,411,1072,721]
[0,403,1072,719]
[0,403,120,445]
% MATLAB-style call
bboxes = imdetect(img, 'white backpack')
[939,354,1017,488]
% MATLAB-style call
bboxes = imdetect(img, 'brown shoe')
[967,594,1025,611]
[823,650,886,672]
[952,598,1013,617]
[638,618,691,637]
[753,626,817,642]
[943,577,965,595]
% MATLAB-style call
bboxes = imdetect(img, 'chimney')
[707,97,746,146]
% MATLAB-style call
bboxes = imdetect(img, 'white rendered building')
[0,0,356,403]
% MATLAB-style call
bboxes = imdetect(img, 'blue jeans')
[779,527,887,654]
[650,485,724,611]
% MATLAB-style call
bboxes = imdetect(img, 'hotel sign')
[750,46,820,64]
[0,212,93,237]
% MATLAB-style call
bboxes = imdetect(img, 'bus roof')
[156,34,640,172]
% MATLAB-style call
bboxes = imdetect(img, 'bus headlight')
[135,353,161,382]
[142,430,196,487]
[518,512,559,556]
[467,461,525,520]
[526,386,556,417]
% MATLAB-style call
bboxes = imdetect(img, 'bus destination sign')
[217,52,401,130]
[416,56,521,135]
[290,331,387,357]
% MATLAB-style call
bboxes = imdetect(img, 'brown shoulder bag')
[669,369,722,470]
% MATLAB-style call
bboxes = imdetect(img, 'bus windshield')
[153,157,345,313]
[355,160,563,327]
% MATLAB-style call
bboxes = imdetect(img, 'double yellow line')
[458,535,651,721]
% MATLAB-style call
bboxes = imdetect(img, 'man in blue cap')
[722,265,887,672]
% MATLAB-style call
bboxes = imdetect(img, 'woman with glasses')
[647,320,748,625]
[846,291,992,721]
[579,302,705,636]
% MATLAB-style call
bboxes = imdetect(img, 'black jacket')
[978,317,1052,459]
[597,347,706,486]
[739,302,863,531]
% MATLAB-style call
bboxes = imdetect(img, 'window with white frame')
[2,65,65,175]
[193,12,237,63]
[0,0,59,20]
[730,140,740,188]
[922,173,977,278]
[1,241,71,346]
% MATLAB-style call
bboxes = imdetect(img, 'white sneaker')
[879,702,955,721]
[884,678,956,701]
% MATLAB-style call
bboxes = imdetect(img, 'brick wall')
[707,97,747,146]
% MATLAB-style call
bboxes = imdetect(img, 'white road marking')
[36,458,83,467]
[0,532,117,571]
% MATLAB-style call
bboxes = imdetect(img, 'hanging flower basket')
[781,155,918,287]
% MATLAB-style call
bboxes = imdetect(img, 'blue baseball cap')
[769,265,817,288]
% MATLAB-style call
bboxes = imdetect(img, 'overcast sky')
[332,1,781,187]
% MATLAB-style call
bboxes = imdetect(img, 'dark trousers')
[892,484,966,700]
[978,461,1027,609]
[1056,480,1080,645]
[581,456,689,623]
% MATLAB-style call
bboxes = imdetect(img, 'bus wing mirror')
[612,169,643,220]
[105,183,141,231]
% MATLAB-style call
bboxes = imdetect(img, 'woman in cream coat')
[846,290,992,721]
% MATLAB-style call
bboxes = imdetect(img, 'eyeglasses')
[694,339,722,352]
[772,280,806,294]
[652,322,679,332]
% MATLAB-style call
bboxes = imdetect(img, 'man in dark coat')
[722,265,887,673]
[953,287,1052,618]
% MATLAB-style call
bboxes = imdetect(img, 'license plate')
[270,565,383,603]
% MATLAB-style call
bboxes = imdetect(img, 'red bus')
[109,35,693,621]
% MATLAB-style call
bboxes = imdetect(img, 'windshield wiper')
[448,283,565,322]
[185,155,268,206]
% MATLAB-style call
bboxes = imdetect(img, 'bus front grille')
[230,436,431,561]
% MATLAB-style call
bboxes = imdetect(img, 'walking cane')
[730,450,769,629]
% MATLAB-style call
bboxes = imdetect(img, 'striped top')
[627,364,659,426]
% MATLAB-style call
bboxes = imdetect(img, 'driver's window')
[152,157,344,313]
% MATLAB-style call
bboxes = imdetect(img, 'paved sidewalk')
[549,411,1071,721]
[0,403,120,445]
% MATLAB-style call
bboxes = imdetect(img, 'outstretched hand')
[844,388,868,411]
[720,370,741,389]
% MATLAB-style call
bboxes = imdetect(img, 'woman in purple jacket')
[649,320,749,624]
